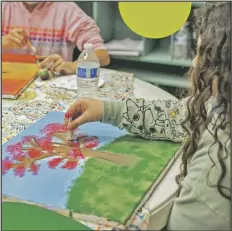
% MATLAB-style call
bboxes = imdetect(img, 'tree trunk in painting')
[82,148,139,166]
[54,132,139,166]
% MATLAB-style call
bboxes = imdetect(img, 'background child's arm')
[103,98,188,142]
[66,5,110,67]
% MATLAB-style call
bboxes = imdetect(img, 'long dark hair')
[176,2,231,200]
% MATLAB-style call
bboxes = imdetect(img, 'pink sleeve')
[2,2,8,30]
[67,6,106,51]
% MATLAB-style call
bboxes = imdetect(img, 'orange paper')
[2,54,38,99]
[2,53,37,63]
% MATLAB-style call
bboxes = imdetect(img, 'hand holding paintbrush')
[64,98,104,130]
[2,28,28,49]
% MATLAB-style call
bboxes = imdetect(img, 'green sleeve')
[103,98,188,143]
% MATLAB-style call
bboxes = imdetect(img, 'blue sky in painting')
[2,111,127,209]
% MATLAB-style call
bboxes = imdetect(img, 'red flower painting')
[3,122,134,178]
[2,123,98,177]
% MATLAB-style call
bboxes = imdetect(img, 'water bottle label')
[77,67,99,78]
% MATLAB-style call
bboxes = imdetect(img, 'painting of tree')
[3,123,139,177]
[2,111,181,228]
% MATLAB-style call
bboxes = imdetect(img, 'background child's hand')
[37,54,75,74]
[65,98,104,129]
[2,28,28,49]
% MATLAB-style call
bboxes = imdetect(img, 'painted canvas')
[2,54,38,99]
[2,111,181,229]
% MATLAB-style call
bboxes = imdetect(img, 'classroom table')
[2,69,180,230]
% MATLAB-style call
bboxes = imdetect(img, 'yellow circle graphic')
[118,2,192,39]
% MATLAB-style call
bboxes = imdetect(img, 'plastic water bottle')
[76,43,100,98]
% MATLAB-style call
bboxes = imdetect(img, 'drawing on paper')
[2,111,181,228]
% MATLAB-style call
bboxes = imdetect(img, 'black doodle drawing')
[120,98,187,142]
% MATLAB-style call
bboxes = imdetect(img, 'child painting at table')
[65,3,231,230]
[2,2,110,74]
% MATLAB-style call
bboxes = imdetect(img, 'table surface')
[134,78,176,101]
[2,69,180,230]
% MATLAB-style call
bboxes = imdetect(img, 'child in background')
[65,3,231,230]
[2,2,110,74]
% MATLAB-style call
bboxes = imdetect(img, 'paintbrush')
[28,41,37,54]
[27,41,52,80]
[65,112,74,141]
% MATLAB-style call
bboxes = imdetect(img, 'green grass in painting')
[66,135,180,224]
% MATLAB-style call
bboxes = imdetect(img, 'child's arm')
[66,5,110,67]
[2,3,28,50]
[103,98,188,143]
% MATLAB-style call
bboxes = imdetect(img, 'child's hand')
[65,98,104,129]
[2,28,28,49]
[37,54,75,74]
